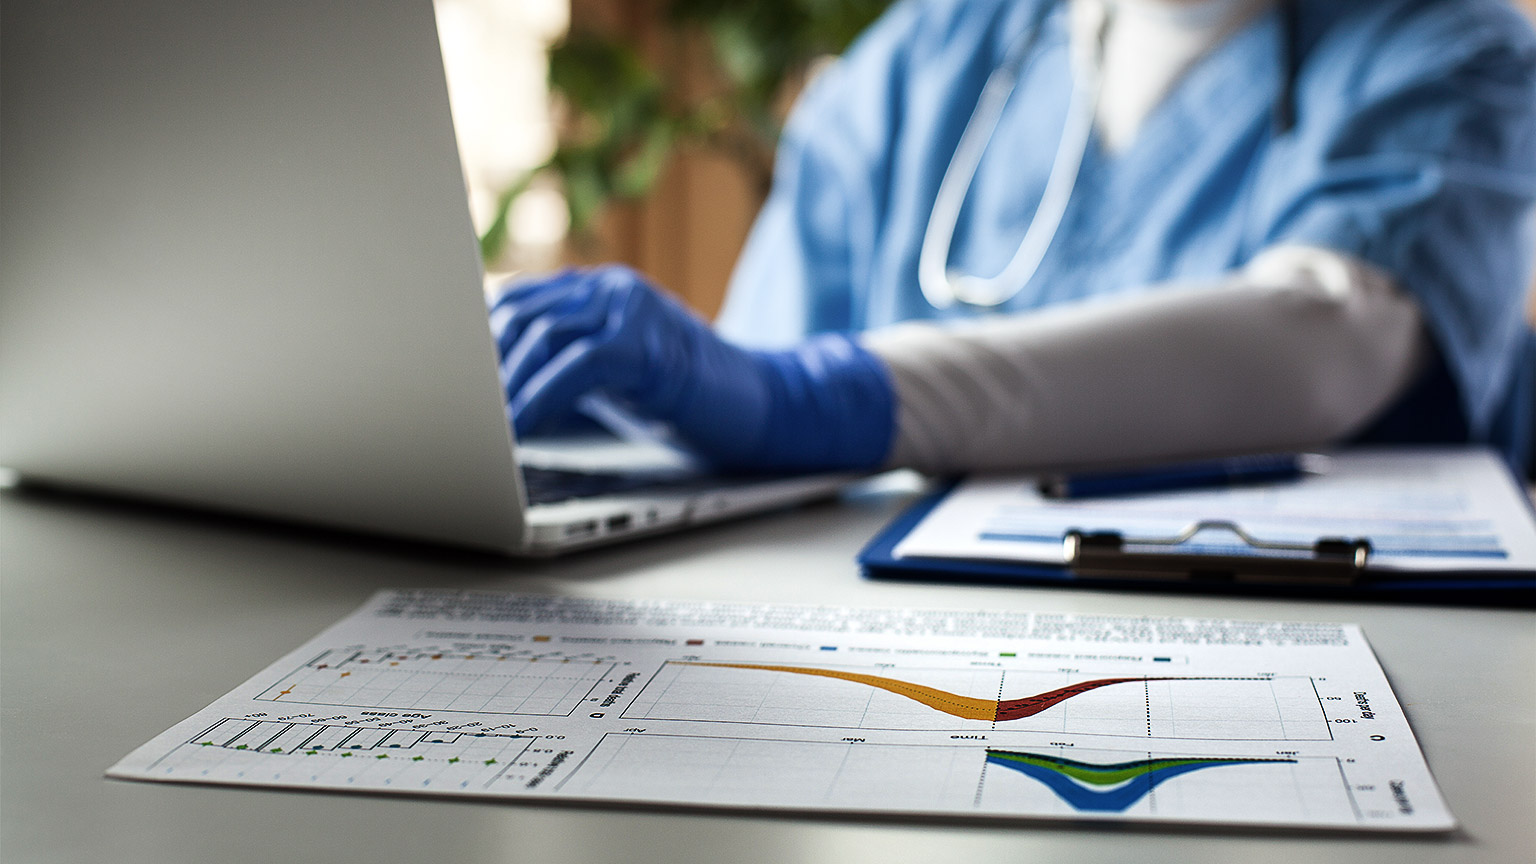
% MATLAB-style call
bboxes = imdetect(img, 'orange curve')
[676,662,1192,722]
[676,661,1000,720]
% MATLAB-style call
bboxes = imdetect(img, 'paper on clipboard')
[893,449,1536,574]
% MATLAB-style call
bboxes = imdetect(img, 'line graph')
[191,716,530,756]
[254,646,615,715]
[628,661,1330,739]
[148,717,548,791]
[560,734,1358,824]
[677,662,1207,721]
[976,745,1357,821]
[559,733,981,810]
[983,749,1296,812]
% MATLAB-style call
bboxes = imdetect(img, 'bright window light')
[434,0,569,273]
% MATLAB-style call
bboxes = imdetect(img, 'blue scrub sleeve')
[1253,0,1536,439]
[714,0,930,347]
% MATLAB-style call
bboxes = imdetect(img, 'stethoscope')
[917,0,1300,310]
[918,5,1105,310]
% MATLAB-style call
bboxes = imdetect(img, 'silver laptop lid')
[1,0,527,552]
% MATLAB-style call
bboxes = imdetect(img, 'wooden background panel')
[561,0,758,320]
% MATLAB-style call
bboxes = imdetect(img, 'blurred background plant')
[477,0,891,267]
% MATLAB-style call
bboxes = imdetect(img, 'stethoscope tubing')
[917,1,1300,311]
[918,4,1107,310]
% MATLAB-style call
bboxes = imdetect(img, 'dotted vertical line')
[974,757,990,808]
[1143,681,1156,814]
[979,670,1003,809]
[1145,678,1153,737]
[992,670,1006,730]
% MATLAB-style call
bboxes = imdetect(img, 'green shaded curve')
[985,750,1291,786]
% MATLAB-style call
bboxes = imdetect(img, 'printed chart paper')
[894,449,1536,573]
[109,591,1454,830]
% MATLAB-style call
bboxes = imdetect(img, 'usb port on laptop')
[564,520,598,539]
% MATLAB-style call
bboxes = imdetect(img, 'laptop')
[0,0,856,555]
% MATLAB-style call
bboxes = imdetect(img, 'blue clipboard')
[858,481,1536,604]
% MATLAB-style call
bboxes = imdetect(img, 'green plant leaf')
[614,120,678,198]
[480,0,895,253]
[478,167,540,266]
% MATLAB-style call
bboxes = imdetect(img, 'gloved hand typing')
[489,266,895,472]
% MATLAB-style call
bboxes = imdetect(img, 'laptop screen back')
[0,0,527,551]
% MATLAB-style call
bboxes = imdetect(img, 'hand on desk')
[489,266,894,472]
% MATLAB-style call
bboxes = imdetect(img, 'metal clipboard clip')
[1064,520,1372,585]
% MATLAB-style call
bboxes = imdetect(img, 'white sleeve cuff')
[862,246,1427,473]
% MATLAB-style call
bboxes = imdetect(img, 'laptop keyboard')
[520,465,686,506]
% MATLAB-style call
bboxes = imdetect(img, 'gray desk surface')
[2,481,1533,864]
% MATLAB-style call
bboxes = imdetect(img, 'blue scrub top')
[716,0,1536,466]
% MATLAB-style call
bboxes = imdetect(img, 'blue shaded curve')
[986,754,1281,813]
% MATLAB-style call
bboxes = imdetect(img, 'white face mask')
[1085,0,1276,152]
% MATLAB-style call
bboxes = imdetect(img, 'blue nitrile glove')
[488,265,894,472]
